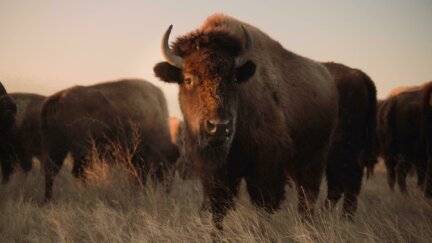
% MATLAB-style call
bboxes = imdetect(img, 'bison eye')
[184,78,193,86]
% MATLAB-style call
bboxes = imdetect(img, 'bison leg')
[425,161,432,199]
[71,155,87,179]
[44,150,66,201]
[293,165,324,221]
[396,159,411,193]
[245,168,286,213]
[202,175,241,232]
[341,164,363,219]
[384,155,397,191]
[1,160,13,184]
[325,167,343,210]
[415,161,427,188]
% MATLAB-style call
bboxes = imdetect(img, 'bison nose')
[205,119,232,136]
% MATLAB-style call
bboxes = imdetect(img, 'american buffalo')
[0,92,45,183]
[322,62,377,218]
[153,14,338,230]
[377,83,430,193]
[0,82,18,182]
[421,81,432,198]
[0,82,16,135]
[42,79,179,201]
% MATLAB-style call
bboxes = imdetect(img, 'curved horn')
[161,25,183,68]
[234,25,252,68]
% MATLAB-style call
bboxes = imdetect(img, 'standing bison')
[377,83,430,193]
[322,62,377,218]
[0,92,45,183]
[42,79,179,201]
[153,14,338,230]
[421,82,432,198]
[0,82,17,182]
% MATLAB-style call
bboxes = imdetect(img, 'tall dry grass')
[1,157,432,242]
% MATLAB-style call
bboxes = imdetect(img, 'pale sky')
[1,0,431,118]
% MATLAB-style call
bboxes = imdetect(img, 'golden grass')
[1,159,431,243]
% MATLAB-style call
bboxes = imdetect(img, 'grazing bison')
[421,81,432,198]
[153,14,338,230]
[42,79,179,201]
[377,84,430,193]
[322,62,377,218]
[0,93,45,183]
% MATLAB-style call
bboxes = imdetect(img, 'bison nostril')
[206,120,217,134]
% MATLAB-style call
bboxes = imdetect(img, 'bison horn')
[161,25,183,68]
[234,25,252,68]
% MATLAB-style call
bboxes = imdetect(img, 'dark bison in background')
[0,82,17,182]
[42,79,179,201]
[0,93,45,183]
[154,14,338,230]
[421,82,432,198]
[0,82,16,134]
[377,83,431,193]
[322,62,377,218]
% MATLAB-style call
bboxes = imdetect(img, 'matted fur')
[0,93,45,183]
[154,14,339,230]
[42,79,179,201]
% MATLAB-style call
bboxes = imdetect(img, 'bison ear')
[154,62,183,83]
[236,60,256,83]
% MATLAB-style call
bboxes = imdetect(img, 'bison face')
[0,95,17,132]
[154,25,256,151]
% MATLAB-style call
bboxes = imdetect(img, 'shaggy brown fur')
[0,93,45,183]
[322,62,377,218]
[42,79,178,201]
[154,14,338,230]
[377,84,431,193]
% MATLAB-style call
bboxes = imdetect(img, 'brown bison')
[421,81,432,198]
[322,62,377,218]
[0,93,45,183]
[377,83,430,193]
[0,82,16,135]
[153,14,338,230]
[42,79,179,201]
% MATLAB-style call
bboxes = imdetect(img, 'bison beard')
[154,14,338,231]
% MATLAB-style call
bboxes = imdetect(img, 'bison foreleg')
[201,175,241,232]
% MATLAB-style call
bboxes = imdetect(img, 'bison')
[377,83,430,193]
[0,82,16,135]
[0,92,45,183]
[421,82,432,198]
[153,14,338,230]
[42,79,179,201]
[322,62,377,218]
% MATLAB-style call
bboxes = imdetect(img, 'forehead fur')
[172,30,242,58]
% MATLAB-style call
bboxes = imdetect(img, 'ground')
[0,159,431,243]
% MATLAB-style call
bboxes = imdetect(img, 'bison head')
[154,25,256,152]
[0,82,16,132]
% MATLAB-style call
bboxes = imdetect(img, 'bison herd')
[1,14,431,232]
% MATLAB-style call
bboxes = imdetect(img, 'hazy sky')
[1,0,431,117]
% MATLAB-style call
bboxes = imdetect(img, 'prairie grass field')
[1,159,432,243]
